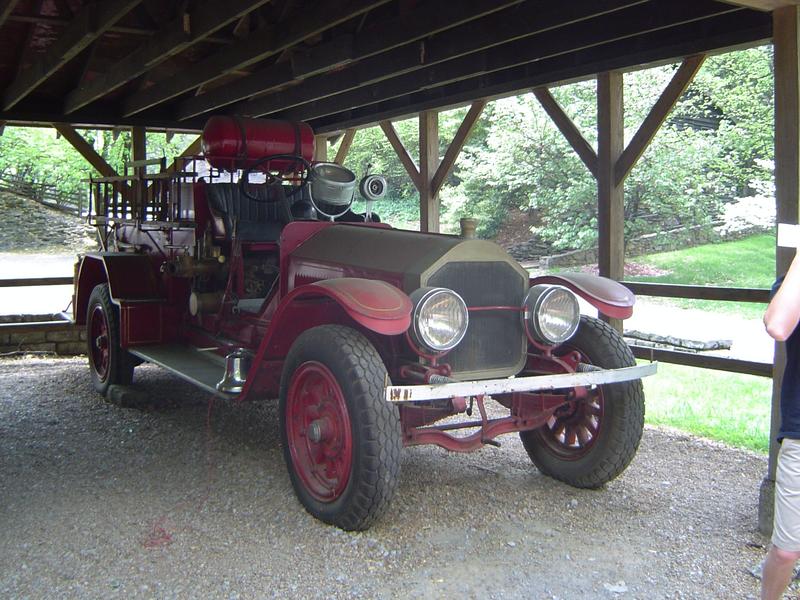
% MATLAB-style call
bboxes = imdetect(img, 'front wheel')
[520,315,644,488]
[279,325,402,530]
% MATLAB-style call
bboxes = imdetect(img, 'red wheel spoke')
[534,351,606,461]
[577,426,592,446]
[565,426,577,447]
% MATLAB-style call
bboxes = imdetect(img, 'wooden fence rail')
[622,280,773,377]
[0,272,777,378]
[0,174,84,215]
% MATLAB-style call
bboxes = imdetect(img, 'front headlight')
[410,287,469,353]
[523,285,580,345]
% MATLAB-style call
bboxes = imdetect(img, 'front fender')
[297,278,413,335]
[239,278,411,401]
[530,272,634,320]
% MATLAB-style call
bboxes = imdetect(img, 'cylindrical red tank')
[202,116,315,173]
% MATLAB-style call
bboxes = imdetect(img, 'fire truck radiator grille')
[426,261,527,377]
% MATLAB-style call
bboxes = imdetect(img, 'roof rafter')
[0,0,20,29]
[2,0,144,111]
[309,10,770,133]
[63,0,271,114]
[279,0,740,123]
[175,0,524,120]
[122,0,394,117]
[235,0,653,119]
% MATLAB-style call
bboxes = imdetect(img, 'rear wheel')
[520,315,644,488]
[279,325,402,530]
[86,283,134,395]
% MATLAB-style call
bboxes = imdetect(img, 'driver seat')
[204,182,292,242]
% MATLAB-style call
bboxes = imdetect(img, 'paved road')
[0,253,75,316]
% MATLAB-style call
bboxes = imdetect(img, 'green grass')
[626,233,776,319]
[629,234,775,452]
[642,361,772,453]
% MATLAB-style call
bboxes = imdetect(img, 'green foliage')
[643,361,771,453]
[0,127,197,210]
[0,46,775,248]
[336,46,774,249]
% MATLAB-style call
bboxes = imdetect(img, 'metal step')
[129,344,234,398]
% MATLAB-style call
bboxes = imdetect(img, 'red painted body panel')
[530,272,635,319]
[75,253,163,322]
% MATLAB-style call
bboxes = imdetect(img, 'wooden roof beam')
[6,14,233,42]
[720,0,800,10]
[52,123,119,178]
[175,0,523,120]
[237,0,653,119]
[333,129,357,165]
[63,0,270,114]
[281,0,738,123]
[308,10,770,133]
[533,88,598,177]
[121,0,393,117]
[430,99,486,196]
[615,54,706,185]
[0,0,21,29]
[2,0,143,111]
[379,120,421,189]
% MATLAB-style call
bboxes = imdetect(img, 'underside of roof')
[0,0,776,134]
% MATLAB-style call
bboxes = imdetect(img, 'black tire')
[279,325,402,530]
[520,315,644,488]
[86,283,134,395]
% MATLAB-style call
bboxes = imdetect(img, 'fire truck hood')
[287,224,527,293]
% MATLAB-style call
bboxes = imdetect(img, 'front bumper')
[385,362,657,403]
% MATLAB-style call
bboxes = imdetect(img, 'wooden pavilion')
[0,0,796,532]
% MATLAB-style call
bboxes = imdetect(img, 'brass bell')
[217,348,251,393]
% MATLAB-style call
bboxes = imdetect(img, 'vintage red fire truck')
[73,116,656,530]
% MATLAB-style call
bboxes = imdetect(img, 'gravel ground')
[0,356,773,599]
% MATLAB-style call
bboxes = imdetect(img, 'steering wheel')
[238,154,312,203]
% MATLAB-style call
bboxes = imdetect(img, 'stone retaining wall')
[538,222,770,269]
[0,315,85,356]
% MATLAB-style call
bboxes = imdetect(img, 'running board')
[129,344,235,398]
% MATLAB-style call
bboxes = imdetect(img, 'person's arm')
[765,251,800,341]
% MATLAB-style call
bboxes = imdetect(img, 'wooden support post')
[0,120,5,137]
[380,102,485,231]
[597,72,625,331]
[539,58,703,332]
[130,127,146,217]
[314,134,328,162]
[334,129,356,165]
[419,110,440,232]
[760,5,800,536]
[131,126,146,164]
